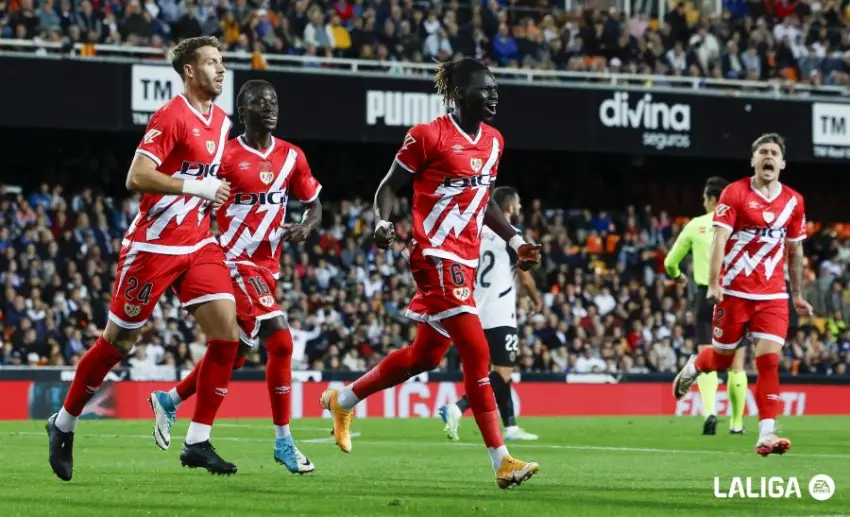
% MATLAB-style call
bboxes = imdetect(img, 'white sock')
[758,418,776,437]
[505,425,518,433]
[487,445,509,470]
[274,424,291,439]
[168,388,182,407]
[186,422,212,445]
[337,386,360,410]
[55,407,78,433]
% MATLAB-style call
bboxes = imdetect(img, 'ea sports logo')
[808,474,835,501]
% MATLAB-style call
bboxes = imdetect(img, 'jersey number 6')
[449,263,465,286]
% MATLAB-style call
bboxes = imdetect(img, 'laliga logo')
[713,474,835,501]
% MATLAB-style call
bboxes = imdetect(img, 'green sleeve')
[664,222,693,279]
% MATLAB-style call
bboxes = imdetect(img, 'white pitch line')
[8,431,850,458]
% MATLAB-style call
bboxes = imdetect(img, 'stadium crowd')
[1,181,849,378]
[2,0,850,88]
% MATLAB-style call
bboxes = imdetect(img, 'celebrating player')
[319,58,541,489]
[665,176,749,436]
[47,36,243,480]
[439,186,542,442]
[672,133,811,456]
[148,80,321,474]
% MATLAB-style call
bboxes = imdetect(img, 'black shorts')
[694,285,715,345]
[485,326,519,367]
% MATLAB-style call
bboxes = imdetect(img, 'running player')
[47,37,243,480]
[439,186,542,441]
[148,80,321,474]
[319,58,541,489]
[665,176,749,436]
[672,133,811,456]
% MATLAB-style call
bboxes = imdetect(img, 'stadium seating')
[2,0,849,88]
[1,182,848,377]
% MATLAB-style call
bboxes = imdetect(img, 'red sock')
[442,313,503,449]
[176,354,246,401]
[351,323,450,400]
[265,329,293,426]
[755,354,780,421]
[191,339,239,425]
[176,357,202,401]
[694,346,735,372]
[63,336,126,416]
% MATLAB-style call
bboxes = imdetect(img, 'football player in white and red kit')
[319,58,541,489]
[673,133,812,456]
[47,37,243,481]
[148,80,321,474]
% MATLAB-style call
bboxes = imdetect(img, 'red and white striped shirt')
[712,177,806,300]
[126,94,231,254]
[216,136,321,278]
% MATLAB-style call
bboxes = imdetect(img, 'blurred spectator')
[0,176,848,379]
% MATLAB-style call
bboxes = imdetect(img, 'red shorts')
[712,295,789,350]
[229,262,283,347]
[109,243,234,330]
[405,245,477,337]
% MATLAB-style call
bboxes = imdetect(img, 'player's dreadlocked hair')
[751,133,786,157]
[237,80,273,108]
[704,176,729,201]
[434,57,491,106]
[171,36,221,79]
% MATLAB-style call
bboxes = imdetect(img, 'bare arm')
[125,153,185,194]
[483,196,518,243]
[127,153,228,205]
[374,163,411,222]
[787,240,805,298]
[517,268,542,310]
[300,198,322,232]
[708,225,730,288]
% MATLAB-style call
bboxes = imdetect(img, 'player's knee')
[103,322,140,354]
[266,336,292,359]
[204,312,239,342]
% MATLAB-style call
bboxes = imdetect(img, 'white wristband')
[508,235,525,251]
[182,177,222,202]
[376,220,393,232]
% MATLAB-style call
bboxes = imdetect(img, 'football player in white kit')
[438,187,542,441]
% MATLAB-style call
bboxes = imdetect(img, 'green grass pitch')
[0,416,847,517]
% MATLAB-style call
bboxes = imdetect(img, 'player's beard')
[198,73,221,101]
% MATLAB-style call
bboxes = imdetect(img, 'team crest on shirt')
[258,161,274,184]
[124,303,141,317]
[763,211,775,224]
[259,295,274,307]
[453,287,471,301]
[206,141,216,154]
[470,158,483,172]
